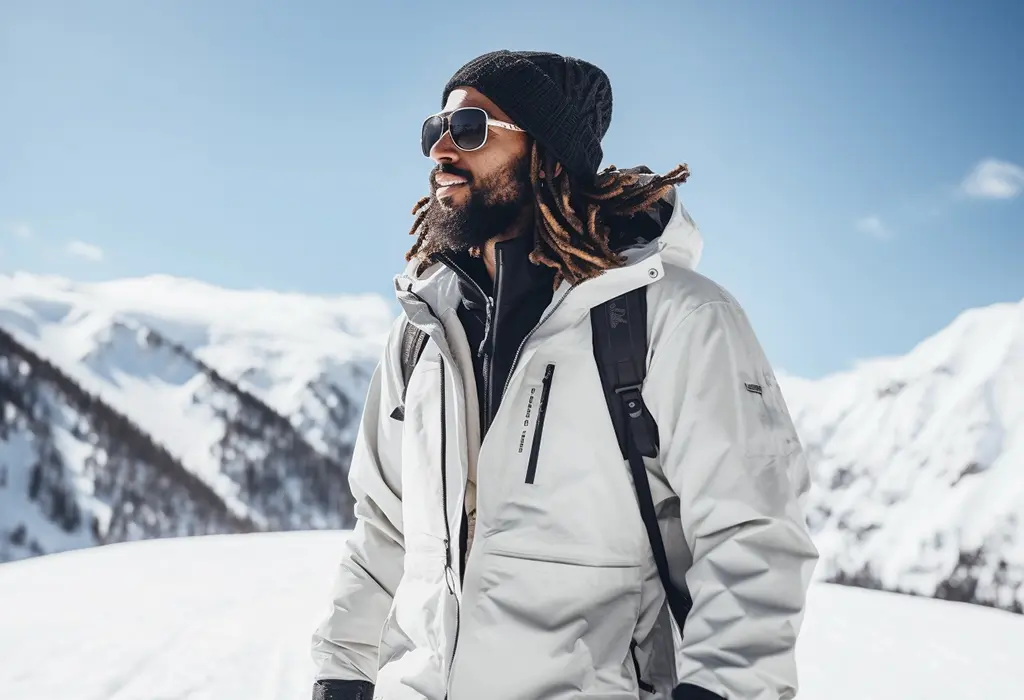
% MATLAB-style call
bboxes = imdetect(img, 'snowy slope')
[783,298,1024,612]
[0,327,252,561]
[0,531,1020,700]
[0,273,395,562]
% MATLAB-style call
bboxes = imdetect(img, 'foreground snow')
[0,532,1021,699]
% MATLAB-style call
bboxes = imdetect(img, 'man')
[312,50,818,700]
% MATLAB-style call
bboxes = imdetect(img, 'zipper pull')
[443,538,455,594]
[478,297,495,358]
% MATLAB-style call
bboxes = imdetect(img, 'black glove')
[312,679,374,700]
[672,683,726,700]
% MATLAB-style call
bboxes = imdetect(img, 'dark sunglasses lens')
[421,116,444,156]
[449,109,487,151]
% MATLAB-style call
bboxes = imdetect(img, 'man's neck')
[481,207,534,280]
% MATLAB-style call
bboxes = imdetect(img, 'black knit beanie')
[441,50,613,178]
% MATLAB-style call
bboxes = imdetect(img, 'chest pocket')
[522,363,556,485]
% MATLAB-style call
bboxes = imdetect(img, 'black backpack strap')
[591,287,694,632]
[390,320,429,421]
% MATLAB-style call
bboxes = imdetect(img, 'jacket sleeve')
[311,319,407,697]
[646,300,819,700]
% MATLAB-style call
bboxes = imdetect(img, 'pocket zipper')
[525,363,555,484]
[630,639,655,694]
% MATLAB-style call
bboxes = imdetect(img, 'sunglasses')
[420,106,525,157]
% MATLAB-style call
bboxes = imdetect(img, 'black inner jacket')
[436,234,556,578]
[438,235,557,436]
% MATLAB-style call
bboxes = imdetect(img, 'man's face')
[421,87,533,254]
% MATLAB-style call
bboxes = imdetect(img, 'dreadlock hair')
[406,141,690,288]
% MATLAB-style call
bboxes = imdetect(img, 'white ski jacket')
[312,186,819,700]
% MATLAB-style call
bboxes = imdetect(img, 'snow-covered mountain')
[0,273,394,561]
[0,325,252,559]
[784,298,1024,613]
[2,532,1022,700]
[1,271,1022,615]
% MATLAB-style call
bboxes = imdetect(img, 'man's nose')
[430,128,460,165]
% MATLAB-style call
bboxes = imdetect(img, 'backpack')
[396,286,693,634]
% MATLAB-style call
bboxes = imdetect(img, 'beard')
[419,153,533,255]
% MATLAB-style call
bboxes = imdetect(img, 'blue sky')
[2,0,1022,378]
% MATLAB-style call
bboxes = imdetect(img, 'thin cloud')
[66,240,104,262]
[960,158,1024,200]
[856,216,890,239]
[9,222,33,239]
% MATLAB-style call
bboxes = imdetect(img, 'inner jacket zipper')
[484,248,506,433]
[436,252,498,433]
[525,363,555,484]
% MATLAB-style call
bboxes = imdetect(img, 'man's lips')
[435,174,469,187]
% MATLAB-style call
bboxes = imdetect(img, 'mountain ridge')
[1,272,1021,614]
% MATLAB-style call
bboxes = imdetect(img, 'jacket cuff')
[672,683,726,700]
[312,679,374,700]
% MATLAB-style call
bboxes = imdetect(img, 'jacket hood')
[605,167,703,272]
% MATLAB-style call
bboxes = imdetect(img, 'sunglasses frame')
[421,106,525,156]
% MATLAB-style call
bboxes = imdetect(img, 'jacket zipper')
[438,354,454,578]
[480,334,492,430]
[525,363,555,484]
[630,639,655,694]
[438,355,461,699]
[483,247,505,432]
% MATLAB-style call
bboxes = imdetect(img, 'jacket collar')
[439,235,556,314]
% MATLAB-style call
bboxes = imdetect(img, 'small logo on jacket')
[518,387,537,453]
